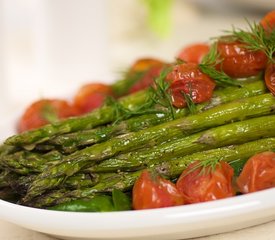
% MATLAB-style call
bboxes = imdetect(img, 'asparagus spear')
[0,150,63,175]
[90,115,275,172]
[28,137,275,208]
[48,80,267,153]
[23,93,275,201]
[4,77,266,148]
[6,171,99,197]
[0,80,266,174]
[5,89,151,147]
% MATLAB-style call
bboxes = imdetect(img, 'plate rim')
[0,187,275,239]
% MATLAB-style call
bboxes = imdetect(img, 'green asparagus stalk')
[48,80,267,153]
[90,115,275,172]
[0,150,63,175]
[23,93,275,201]
[5,90,151,147]
[4,77,266,149]
[0,80,266,174]
[28,137,275,208]
[7,171,99,197]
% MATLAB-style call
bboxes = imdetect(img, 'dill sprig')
[106,67,176,123]
[180,84,197,115]
[104,96,158,124]
[228,20,275,63]
[198,158,221,176]
[182,158,221,177]
[150,67,176,119]
[199,43,241,87]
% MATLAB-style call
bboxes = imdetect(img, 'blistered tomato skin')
[17,99,78,133]
[74,83,113,114]
[236,152,275,193]
[217,40,268,78]
[166,63,216,108]
[132,170,184,210]
[265,62,275,95]
[177,43,210,64]
[176,161,235,204]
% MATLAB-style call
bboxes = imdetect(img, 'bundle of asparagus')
[1,80,275,207]
[0,12,274,210]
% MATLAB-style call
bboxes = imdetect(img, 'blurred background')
[0,0,274,136]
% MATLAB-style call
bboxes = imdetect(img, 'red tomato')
[236,152,275,193]
[216,39,268,78]
[176,161,235,204]
[264,62,275,95]
[74,83,113,114]
[128,58,166,93]
[177,43,210,64]
[129,58,164,73]
[260,10,275,32]
[17,99,78,133]
[129,65,163,93]
[132,170,184,210]
[166,63,216,108]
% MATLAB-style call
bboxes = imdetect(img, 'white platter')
[0,188,275,240]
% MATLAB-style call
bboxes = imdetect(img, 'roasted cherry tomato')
[128,58,165,93]
[132,170,184,210]
[177,43,210,64]
[265,62,275,95]
[216,38,268,78]
[74,83,113,114]
[17,99,78,133]
[236,152,275,193]
[260,10,275,32]
[129,58,164,73]
[176,161,235,204]
[129,65,163,93]
[166,63,216,108]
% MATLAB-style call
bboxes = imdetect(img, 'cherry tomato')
[216,38,268,78]
[128,58,166,93]
[236,152,275,193]
[132,170,184,210]
[129,65,163,93]
[260,10,275,32]
[176,161,235,204]
[177,43,210,64]
[166,63,216,108]
[264,62,275,95]
[17,99,78,133]
[74,83,113,114]
[129,58,164,73]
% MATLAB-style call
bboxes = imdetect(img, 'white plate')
[0,108,275,240]
[0,188,275,240]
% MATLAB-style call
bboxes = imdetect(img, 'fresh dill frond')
[228,20,275,63]
[200,42,221,66]
[199,43,241,87]
[150,67,176,119]
[198,158,221,176]
[104,95,159,124]
[180,88,197,115]
[105,66,178,124]
[182,158,221,177]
